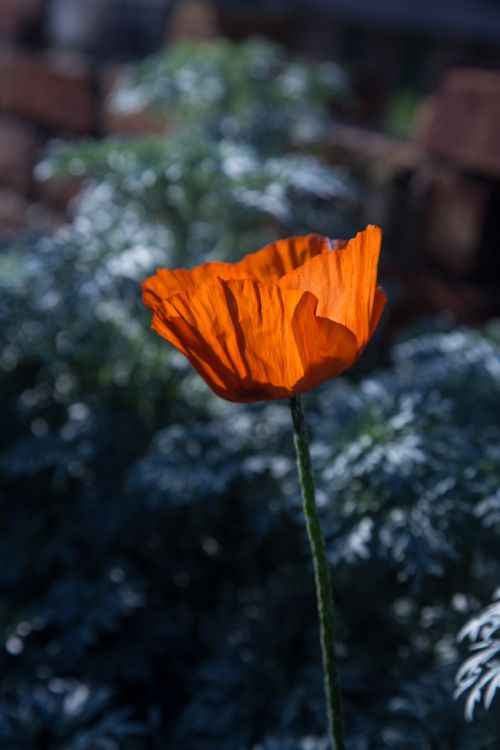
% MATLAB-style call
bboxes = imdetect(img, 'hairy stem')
[289,396,346,750]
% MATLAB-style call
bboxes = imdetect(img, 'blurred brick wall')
[415,68,500,286]
[0,0,96,232]
[0,1,183,233]
[327,66,500,319]
[0,0,223,234]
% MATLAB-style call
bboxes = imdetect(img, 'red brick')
[416,68,500,178]
[0,187,28,233]
[0,48,97,132]
[329,123,423,173]
[166,0,220,43]
[0,0,41,38]
[0,115,35,191]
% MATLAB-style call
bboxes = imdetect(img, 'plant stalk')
[289,396,346,750]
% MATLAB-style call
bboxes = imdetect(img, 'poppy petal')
[142,234,329,312]
[151,278,357,402]
[142,261,254,312]
[278,225,383,350]
[291,292,358,396]
[238,234,328,283]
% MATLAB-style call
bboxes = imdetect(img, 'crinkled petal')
[291,293,358,396]
[151,277,357,402]
[238,233,328,282]
[142,261,252,313]
[278,225,383,350]
[142,234,328,313]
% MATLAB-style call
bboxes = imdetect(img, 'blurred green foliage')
[1,37,499,750]
[107,38,349,151]
[43,133,354,264]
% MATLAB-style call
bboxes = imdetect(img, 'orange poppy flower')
[142,225,386,403]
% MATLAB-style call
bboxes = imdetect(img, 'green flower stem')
[289,396,346,750]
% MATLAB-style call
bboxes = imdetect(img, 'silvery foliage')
[4,139,500,746]
[456,593,500,721]
[108,37,349,151]
[40,37,354,264]
[3,217,500,749]
[41,132,354,263]
[251,738,328,750]
[0,682,144,749]
[130,324,500,747]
